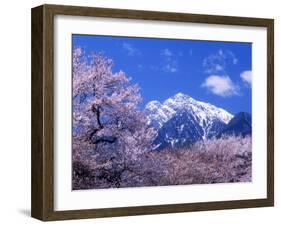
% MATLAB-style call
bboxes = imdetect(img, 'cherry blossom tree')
[155,135,252,185]
[72,47,156,189]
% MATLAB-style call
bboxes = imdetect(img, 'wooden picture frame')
[31,4,274,221]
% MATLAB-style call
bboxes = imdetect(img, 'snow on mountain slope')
[145,100,176,129]
[145,93,233,140]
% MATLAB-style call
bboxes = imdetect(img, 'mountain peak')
[145,100,162,109]
[174,92,190,98]
[145,93,234,142]
[163,92,193,108]
[146,93,233,124]
[171,92,191,101]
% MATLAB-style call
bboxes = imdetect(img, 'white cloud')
[163,64,177,73]
[122,42,141,56]
[160,48,178,73]
[203,49,238,74]
[215,64,223,71]
[161,48,173,56]
[233,58,238,65]
[240,70,252,85]
[202,75,239,97]
[226,50,238,65]
[203,54,225,74]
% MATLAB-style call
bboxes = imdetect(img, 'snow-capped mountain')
[145,93,249,150]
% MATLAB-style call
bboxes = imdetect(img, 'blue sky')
[73,34,252,114]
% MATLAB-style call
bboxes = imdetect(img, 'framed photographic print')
[31,4,274,221]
